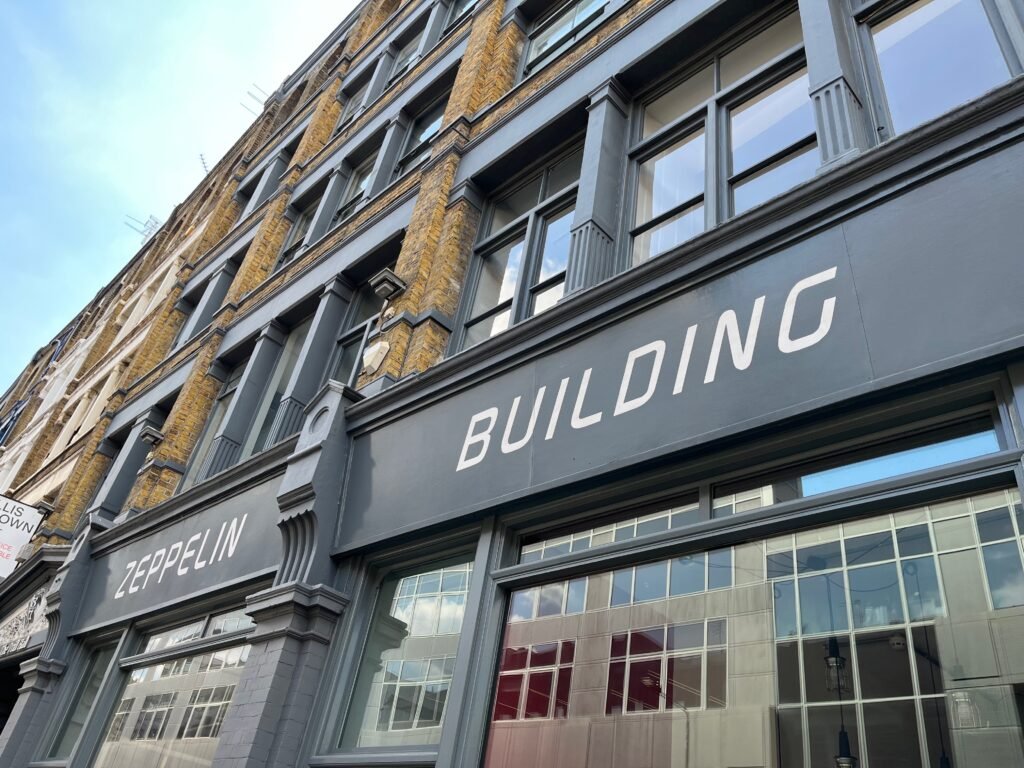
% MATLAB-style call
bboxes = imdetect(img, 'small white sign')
[0,495,43,578]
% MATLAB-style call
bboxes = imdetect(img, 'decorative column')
[798,0,872,168]
[86,407,166,521]
[303,169,350,248]
[565,78,629,293]
[210,382,358,768]
[198,321,286,479]
[268,277,354,444]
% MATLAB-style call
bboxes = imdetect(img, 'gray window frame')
[851,0,1024,143]
[324,279,389,389]
[522,0,609,79]
[451,142,584,353]
[276,192,324,271]
[393,94,449,180]
[625,5,815,266]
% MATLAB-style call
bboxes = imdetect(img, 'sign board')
[340,142,1024,550]
[75,477,281,629]
[0,496,43,579]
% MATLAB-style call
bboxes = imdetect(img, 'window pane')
[777,641,801,703]
[844,530,895,565]
[524,671,553,718]
[774,580,798,638]
[340,558,472,748]
[50,646,116,759]
[536,209,573,284]
[872,0,1009,135]
[796,541,842,573]
[977,507,1016,542]
[848,563,904,628]
[643,66,713,138]
[470,239,525,318]
[94,645,248,767]
[528,4,576,62]
[547,148,583,194]
[732,143,818,215]
[530,281,564,316]
[493,675,522,720]
[636,130,705,225]
[463,309,511,347]
[982,541,1024,608]
[720,12,803,88]
[897,523,932,556]
[799,573,848,634]
[708,548,732,589]
[730,70,813,175]
[333,338,363,386]
[902,556,944,620]
[803,635,852,703]
[490,178,542,233]
[670,553,705,596]
[632,203,704,265]
[633,561,668,602]
[863,700,921,767]
[666,655,701,709]
[807,706,860,768]
[626,658,661,712]
[855,630,913,699]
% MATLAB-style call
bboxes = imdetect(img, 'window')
[276,195,322,270]
[493,640,575,721]
[609,548,734,606]
[508,577,587,621]
[48,646,117,759]
[390,28,424,82]
[338,557,473,749]
[242,318,311,458]
[632,11,815,265]
[712,420,1001,519]
[395,96,447,178]
[338,79,369,129]
[446,0,475,28]
[484,486,1024,768]
[520,497,701,563]
[864,0,1021,138]
[335,154,377,224]
[525,0,606,74]
[459,146,582,349]
[181,362,245,489]
[93,610,252,768]
[329,274,389,387]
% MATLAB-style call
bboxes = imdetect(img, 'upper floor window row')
[525,0,606,76]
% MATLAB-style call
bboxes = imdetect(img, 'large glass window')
[335,153,377,224]
[276,194,322,270]
[485,486,1024,768]
[632,11,815,265]
[48,645,117,759]
[525,0,606,74]
[338,79,369,129]
[339,558,473,749]
[390,28,424,83]
[329,271,391,388]
[865,0,1019,137]
[459,147,582,350]
[93,611,253,768]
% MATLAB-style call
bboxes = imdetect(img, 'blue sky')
[0,0,357,393]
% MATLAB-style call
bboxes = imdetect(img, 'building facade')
[1,0,1023,766]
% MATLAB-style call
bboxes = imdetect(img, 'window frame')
[523,0,609,78]
[314,527,492,762]
[445,0,476,30]
[393,94,449,180]
[276,193,323,271]
[852,0,1024,142]
[179,360,247,490]
[626,7,815,265]
[334,153,378,226]
[337,77,371,133]
[453,142,584,352]
[324,272,392,389]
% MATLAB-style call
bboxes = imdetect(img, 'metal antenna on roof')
[199,154,209,174]
[124,215,162,243]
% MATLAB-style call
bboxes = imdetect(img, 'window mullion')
[511,213,541,324]
[704,103,721,229]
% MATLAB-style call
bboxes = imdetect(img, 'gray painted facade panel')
[340,150,1024,549]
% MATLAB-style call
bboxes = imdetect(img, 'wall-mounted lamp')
[369,268,407,301]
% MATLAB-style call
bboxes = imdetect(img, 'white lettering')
[501,387,547,454]
[778,267,838,353]
[672,324,699,395]
[178,533,202,575]
[221,514,248,560]
[704,297,766,383]
[160,542,182,583]
[128,555,151,594]
[571,368,603,429]
[115,561,135,599]
[456,408,499,471]
[614,341,666,416]
[545,377,571,441]
[143,548,166,590]
[194,529,211,569]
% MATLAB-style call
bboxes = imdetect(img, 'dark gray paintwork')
[339,142,1024,550]
[75,478,281,630]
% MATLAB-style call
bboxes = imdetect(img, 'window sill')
[309,748,439,767]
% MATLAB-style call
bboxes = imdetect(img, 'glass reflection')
[873,0,1010,135]
[487,488,1024,768]
[340,559,472,748]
